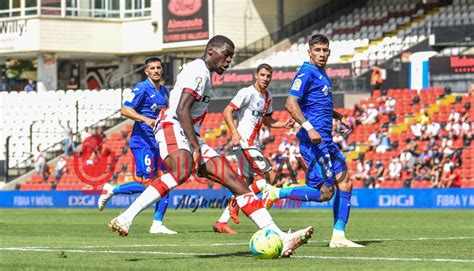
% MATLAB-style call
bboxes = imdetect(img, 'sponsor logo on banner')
[378,195,414,207]
[162,0,209,44]
[68,195,95,206]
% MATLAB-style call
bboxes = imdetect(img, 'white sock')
[217,206,231,223]
[152,220,163,226]
[119,186,162,222]
[235,192,284,238]
[332,229,345,240]
[119,173,177,222]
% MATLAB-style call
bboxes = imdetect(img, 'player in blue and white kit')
[98,57,176,235]
[264,34,363,247]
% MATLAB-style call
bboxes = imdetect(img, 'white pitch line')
[0,247,218,257]
[293,255,474,263]
[1,247,473,263]
[7,236,471,250]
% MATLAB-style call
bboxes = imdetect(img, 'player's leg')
[109,125,191,237]
[200,145,313,257]
[98,148,147,211]
[149,148,177,234]
[263,142,334,204]
[328,143,363,248]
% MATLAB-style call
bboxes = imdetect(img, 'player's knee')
[337,172,352,191]
[320,185,334,202]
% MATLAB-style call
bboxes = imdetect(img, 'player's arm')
[223,105,242,145]
[333,109,351,135]
[286,96,321,144]
[263,114,294,129]
[121,106,155,128]
[176,91,201,166]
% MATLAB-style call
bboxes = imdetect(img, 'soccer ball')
[249,228,283,259]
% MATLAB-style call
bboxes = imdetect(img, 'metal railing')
[4,106,125,183]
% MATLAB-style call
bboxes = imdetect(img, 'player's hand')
[308,129,322,144]
[192,147,202,175]
[144,117,156,129]
[284,118,295,128]
[231,132,242,146]
[340,117,351,136]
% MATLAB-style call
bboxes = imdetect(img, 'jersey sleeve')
[228,88,249,110]
[265,92,274,116]
[288,69,312,99]
[180,63,207,101]
[123,84,145,109]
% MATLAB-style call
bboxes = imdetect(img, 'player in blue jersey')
[98,57,176,235]
[264,34,363,247]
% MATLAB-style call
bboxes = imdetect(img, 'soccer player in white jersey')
[108,35,313,257]
[213,63,295,234]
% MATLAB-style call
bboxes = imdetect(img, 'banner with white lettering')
[162,0,211,46]
[1,189,473,209]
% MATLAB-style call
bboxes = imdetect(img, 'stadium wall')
[1,189,473,209]
[213,0,329,49]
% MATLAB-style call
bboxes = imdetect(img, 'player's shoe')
[329,238,364,248]
[213,221,238,234]
[262,184,279,209]
[149,224,177,235]
[108,216,131,237]
[228,196,240,224]
[280,226,313,257]
[98,183,115,211]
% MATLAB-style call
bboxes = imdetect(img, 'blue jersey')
[123,79,169,149]
[288,62,333,143]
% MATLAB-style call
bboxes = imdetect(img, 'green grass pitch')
[0,208,473,270]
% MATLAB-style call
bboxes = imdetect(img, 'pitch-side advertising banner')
[1,189,473,209]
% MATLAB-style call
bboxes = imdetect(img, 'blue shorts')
[299,141,347,188]
[131,148,166,179]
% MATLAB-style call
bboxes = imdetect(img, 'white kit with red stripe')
[157,59,210,135]
[154,58,219,162]
[229,85,273,147]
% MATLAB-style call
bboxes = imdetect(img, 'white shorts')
[155,123,220,164]
[233,141,272,178]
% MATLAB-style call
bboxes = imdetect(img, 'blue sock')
[333,190,351,232]
[154,193,169,222]
[279,186,321,202]
[112,182,146,195]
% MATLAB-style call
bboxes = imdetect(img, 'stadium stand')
[1,89,122,172]
[15,86,473,191]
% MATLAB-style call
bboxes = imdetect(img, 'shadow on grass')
[196,251,250,258]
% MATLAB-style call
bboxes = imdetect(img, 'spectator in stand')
[288,142,300,172]
[448,108,460,123]
[278,137,289,153]
[411,122,423,140]
[32,144,46,176]
[370,64,383,94]
[24,79,36,93]
[361,103,378,124]
[80,127,92,143]
[59,121,76,157]
[368,130,381,151]
[399,149,412,171]
[427,121,441,138]
[376,132,391,153]
[67,77,79,89]
[54,156,68,181]
[386,157,402,181]
[385,96,396,114]
[365,160,384,188]
[353,158,371,184]
[443,168,461,188]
